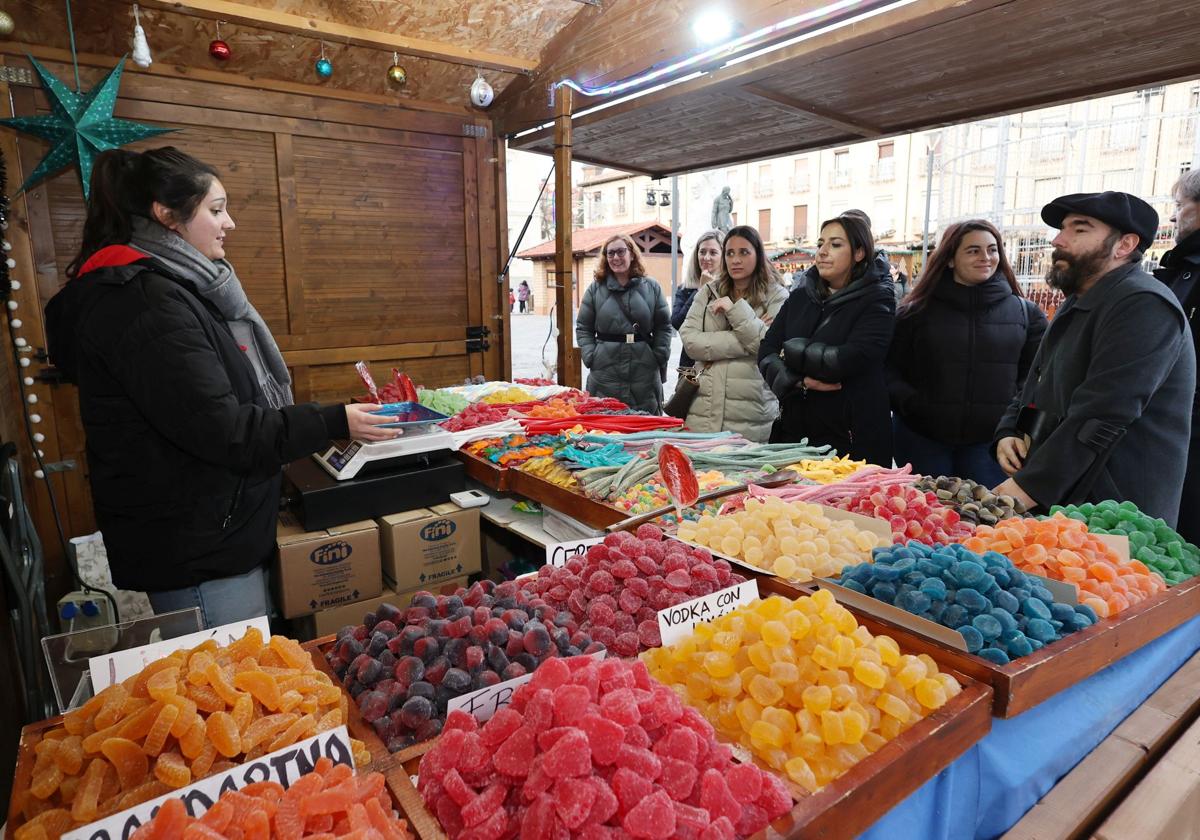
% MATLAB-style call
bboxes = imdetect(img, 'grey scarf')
[130,216,293,408]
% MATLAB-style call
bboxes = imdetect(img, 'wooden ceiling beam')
[138,0,538,75]
[739,84,881,137]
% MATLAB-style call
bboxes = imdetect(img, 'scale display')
[314,404,455,480]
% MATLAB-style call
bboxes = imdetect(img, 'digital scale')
[314,403,454,481]
[287,402,466,531]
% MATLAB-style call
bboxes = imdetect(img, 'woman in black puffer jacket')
[888,219,1047,486]
[759,214,895,465]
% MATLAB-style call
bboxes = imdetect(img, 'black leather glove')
[782,337,811,372]
[803,341,840,382]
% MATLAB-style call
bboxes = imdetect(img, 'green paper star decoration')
[0,55,174,200]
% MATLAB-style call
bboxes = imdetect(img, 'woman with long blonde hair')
[679,225,787,441]
[575,234,672,412]
[672,230,723,369]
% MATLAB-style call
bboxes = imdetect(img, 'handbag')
[664,286,713,418]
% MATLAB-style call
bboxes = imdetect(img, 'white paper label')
[447,650,606,723]
[545,536,606,567]
[62,727,354,840]
[657,580,760,646]
[89,617,272,693]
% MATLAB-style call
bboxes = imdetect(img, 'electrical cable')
[498,161,554,285]
[0,149,121,626]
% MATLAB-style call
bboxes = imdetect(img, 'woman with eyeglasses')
[576,234,672,412]
[679,226,787,441]
[758,213,896,464]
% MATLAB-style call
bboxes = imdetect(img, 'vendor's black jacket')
[1154,229,1200,541]
[45,245,349,592]
[994,261,1195,526]
[888,270,1047,446]
[758,259,895,465]
[671,285,700,368]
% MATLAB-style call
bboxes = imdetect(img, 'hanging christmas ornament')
[314,42,333,79]
[387,51,407,86]
[469,71,493,108]
[0,11,15,37]
[0,56,173,199]
[208,20,231,61]
[130,4,152,68]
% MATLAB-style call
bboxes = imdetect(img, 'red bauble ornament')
[209,39,231,61]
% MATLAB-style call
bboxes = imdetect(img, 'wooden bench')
[1001,650,1200,840]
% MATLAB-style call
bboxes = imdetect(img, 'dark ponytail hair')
[67,147,218,279]
[819,213,876,283]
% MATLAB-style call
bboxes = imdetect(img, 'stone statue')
[711,186,733,234]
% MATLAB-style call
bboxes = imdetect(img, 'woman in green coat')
[576,234,672,412]
[680,226,788,441]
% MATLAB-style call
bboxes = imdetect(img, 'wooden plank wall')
[0,53,509,601]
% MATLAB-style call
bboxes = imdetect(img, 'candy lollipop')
[355,360,380,404]
[659,442,699,519]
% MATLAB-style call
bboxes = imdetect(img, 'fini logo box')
[274,511,382,619]
[378,502,482,593]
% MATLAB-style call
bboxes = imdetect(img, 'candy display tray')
[765,573,1200,718]
[311,588,993,840]
[8,714,65,837]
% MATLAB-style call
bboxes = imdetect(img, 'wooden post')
[553,85,581,388]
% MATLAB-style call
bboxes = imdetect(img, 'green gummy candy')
[1167,541,1184,560]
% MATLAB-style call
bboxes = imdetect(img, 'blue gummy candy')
[972,613,1003,640]
[978,646,1011,665]
[1006,634,1034,658]
[1021,598,1051,621]
[842,563,871,583]
[992,590,1020,614]
[952,562,988,588]
[959,624,984,653]
[841,578,867,594]
[1067,614,1092,632]
[931,552,955,570]
[919,577,948,601]
[903,571,926,586]
[870,582,898,603]
[1049,602,1077,622]
[989,568,1012,588]
[943,604,969,629]
[1030,585,1055,604]
[917,560,942,576]
[872,564,902,582]
[989,608,1018,635]
[1026,618,1058,643]
[872,550,894,565]
[897,590,932,614]
[1075,603,1099,623]
[957,588,989,614]
[892,557,916,575]
[928,601,947,622]
[1028,638,1045,651]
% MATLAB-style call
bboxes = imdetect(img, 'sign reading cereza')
[62,727,355,840]
[544,536,606,568]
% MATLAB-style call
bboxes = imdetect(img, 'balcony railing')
[753,181,774,198]
[788,175,811,193]
[869,160,896,183]
[828,169,852,188]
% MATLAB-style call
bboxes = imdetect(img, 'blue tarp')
[860,613,1200,840]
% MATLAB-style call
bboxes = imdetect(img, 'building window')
[793,205,809,242]
[1033,118,1068,161]
[757,209,772,242]
[874,197,895,236]
[617,187,627,216]
[1102,169,1135,192]
[973,184,994,213]
[790,158,810,193]
[754,164,773,197]
[1105,102,1140,151]
[831,150,851,187]
[1033,177,1063,208]
[872,142,895,183]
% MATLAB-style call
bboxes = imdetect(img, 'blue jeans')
[893,415,1006,488]
[147,565,270,629]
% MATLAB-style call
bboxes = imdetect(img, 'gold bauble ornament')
[387,64,407,85]
[0,11,16,37]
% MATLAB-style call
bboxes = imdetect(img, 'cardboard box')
[379,503,481,592]
[274,512,382,619]
[393,575,472,604]
[296,585,402,640]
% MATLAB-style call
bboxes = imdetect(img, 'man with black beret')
[992,191,1195,526]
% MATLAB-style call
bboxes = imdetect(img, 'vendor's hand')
[996,434,1029,476]
[993,477,1038,511]
[709,296,734,316]
[346,403,403,441]
[802,377,841,392]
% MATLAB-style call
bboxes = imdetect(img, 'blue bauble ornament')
[315,57,333,78]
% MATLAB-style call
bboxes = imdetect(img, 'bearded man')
[991,191,1195,526]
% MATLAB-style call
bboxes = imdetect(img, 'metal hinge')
[0,67,34,85]
[463,124,488,139]
[43,460,76,473]
[466,325,491,353]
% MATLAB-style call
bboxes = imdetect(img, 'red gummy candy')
[442,768,475,807]
[735,803,771,836]
[524,689,555,732]
[551,684,590,727]
[612,767,653,815]
[493,726,536,778]
[635,523,664,541]
[622,789,676,839]
[757,770,793,818]
[699,816,736,840]
[600,688,641,726]
[699,769,741,823]
[725,763,763,805]
[461,783,508,828]
[580,713,625,765]
[480,707,523,749]
[519,793,559,840]
[658,756,698,801]
[616,744,662,780]
[553,778,598,830]
[665,570,692,591]
[673,801,710,832]
[531,657,570,691]
[542,728,591,778]
[655,726,699,763]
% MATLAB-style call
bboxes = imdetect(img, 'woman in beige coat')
[680,225,788,442]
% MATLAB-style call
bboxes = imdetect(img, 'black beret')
[1041,191,1159,252]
